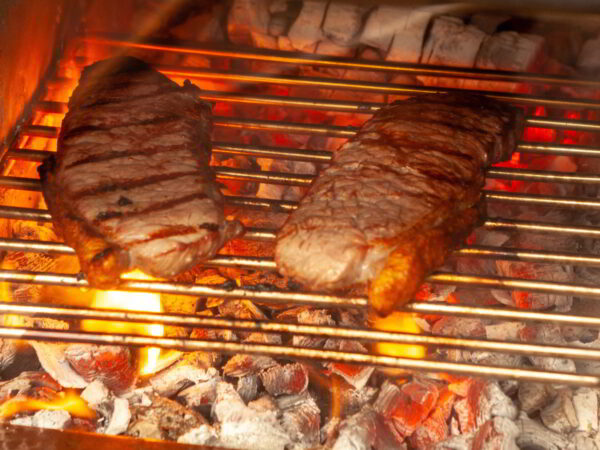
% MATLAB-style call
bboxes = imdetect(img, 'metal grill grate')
[2,35,600,386]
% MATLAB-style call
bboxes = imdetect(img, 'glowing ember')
[80,270,164,375]
[371,312,427,359]
[0,389,95,420]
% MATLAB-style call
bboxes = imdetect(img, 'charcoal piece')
[150,362,219,398]
[470,380,518,428]
[0,371,61,401]
[472,416,519,450]
[519,324,576,373]
[218,299,268,320]
[223,354,277,377]
[325,340,374,390]
[127,395,207,441]
[122,386,153,407]
[176,378,219,410]
[340,385,379,416]
[517,382,556,415]
[433,433,475,450]
[104,397,131,436]
[279,392,320,447]
[292,309,335,348]
[248,394,279,414]
[333,405,402,450]
[572,387,598,432]
[516,412,570,450]
[177,424,219,446]
[30,342,88,389]
[31,409,71,430]
[243,332,282,345]
[409,388,456,449]
[81,380,111,409]
[540,390,578,434]
[236,374,259,403]
[322,2,369,46]
[63,344,136,394]
[0,339,17,373]
[213,382,290,450]
[260,363,309,396]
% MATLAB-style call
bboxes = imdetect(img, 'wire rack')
[2,35,600,386]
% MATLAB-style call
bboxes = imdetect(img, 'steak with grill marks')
[275,93,524,315]
[38,57,242,289]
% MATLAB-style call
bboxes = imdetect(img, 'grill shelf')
[3,35,600,386]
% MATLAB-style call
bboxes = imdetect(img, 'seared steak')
[39,57,242,289]
[275,93,523,315]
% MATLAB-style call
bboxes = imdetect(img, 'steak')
[39,57,242,289]
[275,93,524,315]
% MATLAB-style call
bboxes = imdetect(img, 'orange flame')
[371,311,427,359]
[0,390,96,420]
[80,270,164,375]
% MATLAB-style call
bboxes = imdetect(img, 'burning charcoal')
[243,332,282,345]
[32,409,71,430]
[325,340,375,390]
[385,8,432,63]
[227,0,269,45]
[0,371,60,401]
[419,16,486,88]
[471,380,518,427]
[236,374,259,403]
[213,382,290,450]
[0,339,17,372]
[374,379,440,441]
[177,378,218,410]
[63,344,136,394]
[472,416,519,450]
[454,397,476,434]
[540,390,579,434]
[287,0,326,52]
[223,354,277,377]
[573,388,598,432]
[81,380,111,409]
[150,360,219,398]
[409,389,456,449]
[516,412,570,450]
[260,363,308,396]
[333,405,402,450]
[485,322,525,342]
[340,385,379,416]
[30,342,87,389]
[218,299,268,321]
[322,2,370,47]
[361,5,409,53]
[519,324,576,373]
[279,392,320,447]
[291,308,336,348]
[127,395,207,441]
[103,397,131,435]
[177,424,219,446]
[517,382,556,415]
[315,40,355,58]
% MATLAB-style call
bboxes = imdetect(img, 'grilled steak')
[275,93,524,315]
[39,57,242,289]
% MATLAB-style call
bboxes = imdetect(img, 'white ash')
[279,392,320,447]
[341,385,379,416]
[177,378,219,409]
[32,409,71,430]
[104,397,131,436]
[361,5,412,53]
[472,416,519,450]
[522,324,577,373]
[386,8,432,63]
[287,0,326,52]
[332,405,379,450]
[578,34,600,71]
[248,394,279,414]
[0,339,17,372]
[236,374,259,403]
[573,387,599,432]
[321,2,370,47]
[81,380,111,409]
[540,390,579,434]
[177,424,219,446]
[573,432,599,450]
[30,342,88,389]
[476,382,518,428]
[516,412,570,450]
[485,322,525,342]
[434,433,475,450]
[150,364,219,397]
[121,386,153,407]
[10,415,34,427]
[213,382,290,450]
[517,382,556,415]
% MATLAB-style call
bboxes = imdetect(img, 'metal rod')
[0,269,368,308]
[404,302,600,329]
[5,237,600,270]
[1,301,600,362]
[486,168,600,185]
[1,325,598,386]
[81,36,600,89]
[34,99,600,133]
[483,191,600,210]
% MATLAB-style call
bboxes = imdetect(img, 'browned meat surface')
[275,93,524,315]
[39,57,242,289]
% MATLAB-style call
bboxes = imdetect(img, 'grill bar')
[2,325,596,386]
[2,268,600,302]
[82,36,600,89]
[0,302,599,363]
[4,237,600,270]
[35,98,600,132]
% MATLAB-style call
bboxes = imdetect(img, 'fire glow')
[0,389,95,420]
[80,270,164,376]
